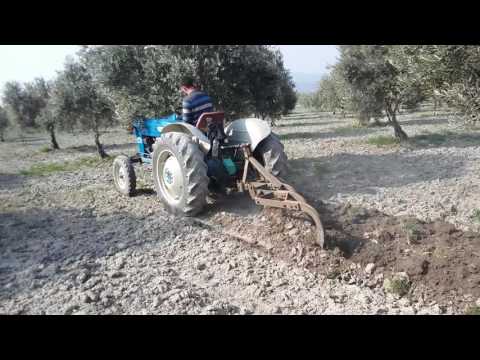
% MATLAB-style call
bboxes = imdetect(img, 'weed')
[39,146,52,153]
[383,273,411,297]
[402,219,422,244]
[465,305,480,315]
[366,135,400,147]
[470,209,480,223]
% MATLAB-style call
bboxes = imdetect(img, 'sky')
[0,45,80,89]
[0,45,339,91]
[276,45,339,75]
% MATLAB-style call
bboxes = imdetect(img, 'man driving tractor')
[179,76,214,126]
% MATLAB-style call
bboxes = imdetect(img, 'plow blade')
[238,147,325,248]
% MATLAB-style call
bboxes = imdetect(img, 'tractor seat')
[195,112,225,132]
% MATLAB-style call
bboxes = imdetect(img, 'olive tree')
[1,81,40,129]
[80,45,180,127]
[53,58,115,158]
[0,106,9,141]
[408,45,480,124]
[314,68,353,117]
[80,45,296,127]
[36,97,60,150]
[337,45,426,140]
[26,78,61,150]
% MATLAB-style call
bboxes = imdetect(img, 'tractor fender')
[160,123,211,153]
[224,118,271,151]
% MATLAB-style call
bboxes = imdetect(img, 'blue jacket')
[182,90,214,126]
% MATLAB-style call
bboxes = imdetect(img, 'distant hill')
[291,72,323,93]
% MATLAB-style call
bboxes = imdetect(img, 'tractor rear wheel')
[254,133,288,178]
[153,132,209,216]
[113,155,136,197]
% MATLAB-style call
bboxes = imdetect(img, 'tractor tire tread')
[153,132,208,217]
[113,155,136,197]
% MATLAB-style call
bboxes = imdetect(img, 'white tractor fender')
[224,118,272,151]
[160,123,211,153]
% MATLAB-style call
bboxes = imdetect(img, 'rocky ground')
[1,108,480,315]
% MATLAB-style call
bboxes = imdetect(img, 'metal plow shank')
[238,146,325,248]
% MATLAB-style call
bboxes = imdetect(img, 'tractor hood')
[225,118,271,151]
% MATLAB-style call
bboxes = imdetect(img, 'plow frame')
[234,145,325,248]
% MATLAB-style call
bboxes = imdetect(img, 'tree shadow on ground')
[0,206,178,304]
[400,117,450,127]
[3,136,45,145]
[133,188,156,197]
[0,173,27,192]
[283,112,328,119]
[275,120,341,128]
[407,132,480,149]
[287,151,466,199]
[279,126,383,141]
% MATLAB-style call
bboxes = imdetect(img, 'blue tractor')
[112,112,325,248]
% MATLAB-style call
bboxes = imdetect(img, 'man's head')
[180,76,197,95]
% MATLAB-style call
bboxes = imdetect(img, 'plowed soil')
[210,196,480,310]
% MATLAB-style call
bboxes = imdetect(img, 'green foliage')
[366,135,400,147]
[0,105,9,141]
[470,209,480,223]
[79,45,296,126]
[383,273,411,297]
[401,219,422,244]
[337,45,427,140]
[313,67,354,116]
[407,46,480,125]
[465,305,480,315]
[38,145,52,153]
[1,78,50,129]
[52,57,115,157]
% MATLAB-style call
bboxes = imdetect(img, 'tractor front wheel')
[113,155,136,197]
[152,132,209,216]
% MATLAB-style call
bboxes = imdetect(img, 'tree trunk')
[48,125,60,150]
[390,112,408,141]
[0,131,4,142]
[386,104,408,141]
[94,131,108,158]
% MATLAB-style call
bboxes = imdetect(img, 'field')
[1,108,480,315]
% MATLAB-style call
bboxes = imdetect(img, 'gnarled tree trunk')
[94,131,108,158]
[47,124,59,150]
[386,103,408,141]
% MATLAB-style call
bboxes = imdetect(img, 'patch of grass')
[20,156,108,176]
[465,305,480,315]
[366,135,400,147]
[470,209,480,223]
[383,273,411,297]
[402,219,422,244]
[39,146,52,153]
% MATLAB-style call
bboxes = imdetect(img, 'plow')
[113,111,325,248]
